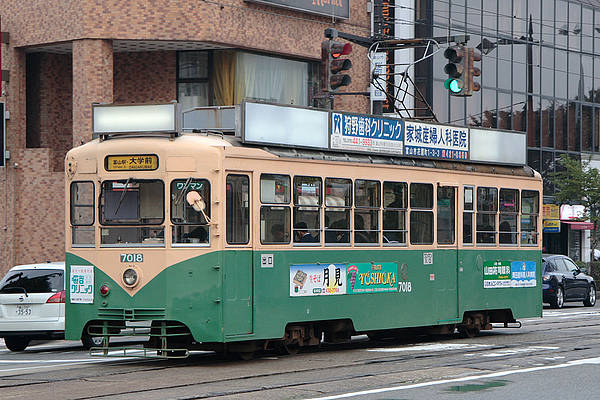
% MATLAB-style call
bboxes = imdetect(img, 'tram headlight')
[123,268,139,287]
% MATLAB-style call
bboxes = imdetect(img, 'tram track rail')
[1,311,599,399]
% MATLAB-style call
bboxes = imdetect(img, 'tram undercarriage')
[86,308,519,359]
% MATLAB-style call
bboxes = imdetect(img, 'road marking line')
[367,343,491,353]
[302,357,600,400]
[480,346,559,357]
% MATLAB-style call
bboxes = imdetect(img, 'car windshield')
[0,269,64,294]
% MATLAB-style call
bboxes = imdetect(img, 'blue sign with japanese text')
[330,112,404,155]
[404,121,469,160]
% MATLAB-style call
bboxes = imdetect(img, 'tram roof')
[78,102,537,178]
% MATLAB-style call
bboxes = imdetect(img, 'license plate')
[15,305,32,317]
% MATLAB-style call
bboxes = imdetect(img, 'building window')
[177,51,210,111]
[177,50,316,109]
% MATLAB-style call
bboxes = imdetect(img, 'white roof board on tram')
[242,102,329,149]
[470,128,526,166]
[93,103,177,134]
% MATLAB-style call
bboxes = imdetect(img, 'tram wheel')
[458,326,480,338]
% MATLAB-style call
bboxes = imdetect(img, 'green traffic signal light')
[444,78,463,94]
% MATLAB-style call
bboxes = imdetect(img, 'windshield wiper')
[114,177,133,215]
[174,177,193,206]
[2,286,28,297]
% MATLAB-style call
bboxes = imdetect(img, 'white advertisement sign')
[70,265,94,304]
[404,121,469,160]
[370,52,387,101]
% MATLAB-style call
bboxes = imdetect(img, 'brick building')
[0,1,370,274]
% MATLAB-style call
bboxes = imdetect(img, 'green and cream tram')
[65,102,542,358]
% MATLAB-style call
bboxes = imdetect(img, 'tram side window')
[70,181,95,246]
[383,181,407,245]
[260,174,291,244]
[410,183,433,244]
[521,190,539,245]
[499,189,519,245]
[324,178,351,244]
[476,187,498,244]
[293,176,321,244]
[437,186,455,244]
[171,178,210,245]
[355,180,380,244]
[226,175,250,244]
[463,186,474,244]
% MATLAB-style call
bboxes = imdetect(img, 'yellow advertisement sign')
[106,155,158,171]
[543,219,560,233]
[543,204,559,219]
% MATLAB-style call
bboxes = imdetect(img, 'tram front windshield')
[100,179,164,246]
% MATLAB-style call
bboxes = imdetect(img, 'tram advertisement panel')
[330,112,403,155]
[290,264,346,296]
[404,121,469,160]
[483,260,536,288]
[346,263,398,294]
[290,262,400,296]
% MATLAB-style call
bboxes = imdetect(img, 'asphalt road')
[1,303,599,400]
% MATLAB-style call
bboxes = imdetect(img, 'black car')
[542,254,596,309]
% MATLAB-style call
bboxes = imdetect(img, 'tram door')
[223,173,253,336]
[434,185,459,321]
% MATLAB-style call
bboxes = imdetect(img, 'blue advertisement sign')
[404,121,469,160]
[510,261,537,287]
[330,112,403,155]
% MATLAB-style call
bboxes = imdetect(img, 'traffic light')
[321,39,353,92]
[443,45,467,96]
[443,46,481,96]
[467,48,482,94]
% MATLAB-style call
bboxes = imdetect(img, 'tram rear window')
[100,180,164,225]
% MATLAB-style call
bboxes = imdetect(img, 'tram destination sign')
[105,154,158,171]
[330,112,403,155]
[244,0,349,19]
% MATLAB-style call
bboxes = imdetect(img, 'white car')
[0,262,101,351]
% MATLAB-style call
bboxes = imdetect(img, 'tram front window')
[99,179,165,246]
[171,178,211,245]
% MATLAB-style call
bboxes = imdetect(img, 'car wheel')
[551,286,564,309]
[4,336,31,352]
[584,284,596,307]
[81,333,106,350]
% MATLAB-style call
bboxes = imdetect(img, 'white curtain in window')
[235,53,308,106]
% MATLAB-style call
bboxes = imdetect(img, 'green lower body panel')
[65,249,542,345]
